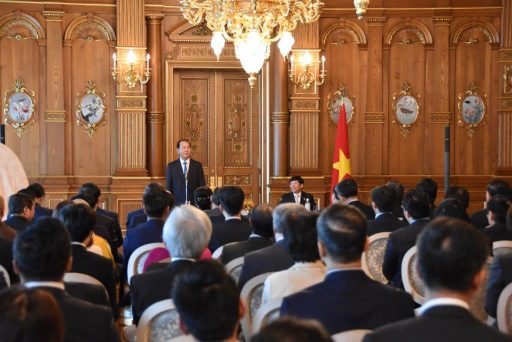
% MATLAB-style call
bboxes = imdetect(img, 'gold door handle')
[210,176,216,188]
[217,176,222,187]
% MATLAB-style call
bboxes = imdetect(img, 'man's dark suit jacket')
[0,237,18,284]
[205,207,225,225]
[36,286,119,342]
[126,208,146,230]
[220,236,274,264]
[367,213,407,236]
[65,282,111,309]
[208,218,252,253]
[122,218,165,273]
[471,209,489,230]
[362,305,509,342]
[34,203,53,221]
[348,200,375,220]
[130,259,194,324]
[280,270,415,335]
[280,191,316,210]
[382,218,430,288]
[166,159,206,205]
[97,207,123,247]
[486,254,512,318]
[71,244,117,318]
[238,240,293,290]
[482,222,512,244]
[3,215,30,232]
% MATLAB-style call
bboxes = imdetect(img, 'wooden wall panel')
[499,113,512,168]
[290,112,319,169]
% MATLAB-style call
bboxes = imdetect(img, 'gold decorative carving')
[431,112,452,123]
[190,22,211,36]
[292,100,317,110]
[228,94,247,153]
[365,17,386,24]
[0,19,39,39]
[75,80,107,138]
[224,174,251,186]
[321,21,367,49]
[45,110,66,123]
[116,97,146,109]
[185,94,204,144]
[64,16,116,41]
[504,65,512,94]
[457,83,486,137]
[433,17,452,24]
[504,52,512,59]
[42,11,64,21]
[271,112,290,124]
[392,82,420,138]
[180,46,236,58]
[502,99,512,108]
[451,21,500,45]
[386,21,433,45]
[364,112,385,123]
[3,79,36,137]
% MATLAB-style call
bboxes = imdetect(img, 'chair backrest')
[468,256,493,322]
[136,299,182,342]
[251,297,282,335]
[240,272,274,341]
[493,241,512,257]
[211,246,224,259]
[0,264,10,287]
[127,242,166,284]
[224,256,244,284]
[361,232,390,283]
[332,329,372,342]
[64,272,103,287]
[401,246,425,304]
[497,281,512,334]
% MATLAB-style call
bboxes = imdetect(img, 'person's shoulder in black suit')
[34,203,53,221]
[348,200,375,220]
[367,213,407,236]
[208,218,252,252]
[471,209,489,230]
[3,215,30,233]
[220,236,274,264]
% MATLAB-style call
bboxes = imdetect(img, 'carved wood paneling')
[290,112,319,169]
[118,112,146,169]
[294,21,319,49]
[321,20,367,49]
[498,112,512,168]
[224,78,251,167]
[117,0,145,46]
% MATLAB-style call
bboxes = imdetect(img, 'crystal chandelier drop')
[180,0,324,87]
[353,0,370,19]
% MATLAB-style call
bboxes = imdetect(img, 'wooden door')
[172,69,260,205]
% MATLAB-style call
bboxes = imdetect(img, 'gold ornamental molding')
[42,11,65,21]
[64,15,116,41]
[364,112,385,124]
[504,65,512,94]
[385,20,433,46]
[224,174,251,186]
[365,17,387,24]
[432,16,453,24]
[502,99,512,108]
[145,14,164,22]
[271,112,290,124]
[450,20,500,45]
[320,21,368,49]
[147,112,165,123]
[116,96,147,111]
[290,98,319,111]
[431,112,452,123]
[45,110,66,122]
[0,12,46,40]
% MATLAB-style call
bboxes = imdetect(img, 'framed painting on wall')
[76,80,107,137]
[457,83,486,137]
[392,82,420,138]
[327,84,356,125]
[2,79,36,137]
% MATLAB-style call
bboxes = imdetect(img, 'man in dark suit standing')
[280,176,316,210]
[166,139,206,205]
[280,204,415,335]
[367,185,407,236]
[334,178,375,219]
[364,218,509,342]
[13,218,119,342]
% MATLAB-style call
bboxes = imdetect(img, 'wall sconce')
[111,49,151,89]
[289,51,326,89]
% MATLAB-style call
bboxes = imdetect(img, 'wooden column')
[146,15,165,177]
[42,11,66,175]
[270,44,290,177]
[115,0,148,176]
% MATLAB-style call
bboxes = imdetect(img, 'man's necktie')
[295,194,300,204]
[183,161,188,178]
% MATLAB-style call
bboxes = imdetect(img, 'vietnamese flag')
[330,103,351,199]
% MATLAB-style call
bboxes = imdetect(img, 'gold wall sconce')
[111,49,151,89]
[289,51,326,89]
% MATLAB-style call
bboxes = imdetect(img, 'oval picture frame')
[392,82,420,138]
[76,80,107,137]
[457,83,486,137]
[327,84,356,125]
[3,79,36,137]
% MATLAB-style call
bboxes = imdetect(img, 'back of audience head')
[52,200,71,219]
[272,203,307,236]
[211,187,222,208]
[78,183,101,205]
[434,198,469,221]
[57,204,96,243]
[193,186,213,210]
[0,287,64,342]
[27,183,46,200]
[417,217,488,294]
[416,178,438,205]
[144,182,166,195]
[69,193,96,209]
[487,195,510,225]
[317,204,367,264]
[17,188,35,202]
[13,218,71,282]
[284,211,320,263]
[371,185,396,213]
[250,204,274,239]
[172,260,242,341]
[402,189,430,220]
[334,178,358,200]
[386,180,404,206]
[486,179,511,200]
[251,317,333,342]
[8,193,35,220]
[445,186,470,209]
[163,205,212,259]
[218,186,245,216]
[143,188,175,219]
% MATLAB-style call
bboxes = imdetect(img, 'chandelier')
[354,0,370,19]
[180,0,324,87]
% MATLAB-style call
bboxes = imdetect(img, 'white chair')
[251,297,282,334]
[493,241,512,257]
[136,299,183,342]
[497,282,512,334]
[361,232,390,284]
[240,272,274,341]
[224,256,244,284]
[401,246,425,305]
[64,272,103,287]
[212,246,224,259]
[127,242,166,284]
[332,329,372,342]
[468,256,493,322]
[0,264,10,287]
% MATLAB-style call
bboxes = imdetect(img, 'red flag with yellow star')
[331,103,351,198]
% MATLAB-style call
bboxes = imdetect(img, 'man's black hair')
[487,195,510,224]
[143,188,175,218]
[78,183,101,203]
[193,186,213,210]
[211,187,222,206]
[57,204,97,242]
[69,193,96,209]
[289,176,304,185]
[487,180,511,199]
[250,204,274,239]
[434,198,469,222]
[416,178,438,205]
[218,186,244,216]
[251,317,333,342]
[402,189,430,220]
[445,186,470,209]
[335,178,358,199]
[176,139,192,149]
[8,193,34,215]
[284,212,320,262]
[371,185,396,213]
[27,183,46,199]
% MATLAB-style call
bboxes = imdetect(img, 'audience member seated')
[208,186,251,252]
[262,211,325,302]
[237,203,306,290]
[13,218,119,341]
[280,204,414,335]
[194,186,213,210]
[172,260,244,342]
[280,176,316,210]
[0,195,16,242]
[205,187,225,225]
[26,183,53,221]
[125,183,165,231]
[434,198,469,221]
[333,178,375,219]
[367,185,407,236]
[382,190,430,289]
[122,187,174,276]
[482,195,511,243]
[57,203,117,318]
[444,186,470,221]
[251,317,333,342]
[386,180,406,221]
[471,180,511,230]
[142,246,211,272]
[220,203,274,264]
[0,195,18,284]
[3,192,35,232]
[416,178,438,218]
[363,218,509,342]
[0,287,64,342]
[130,205,211,325]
